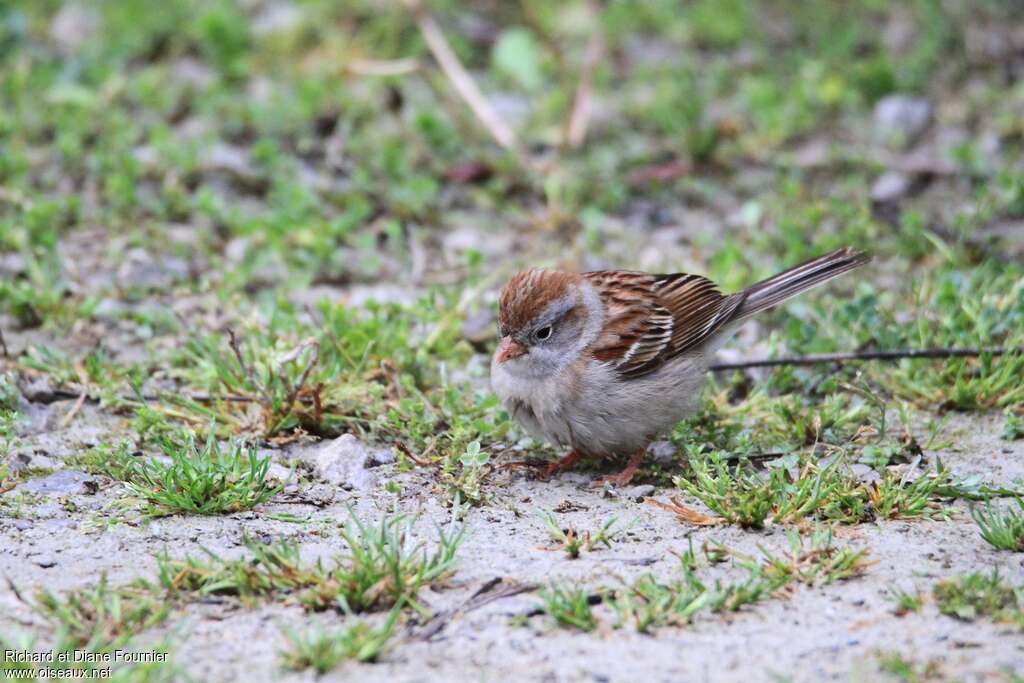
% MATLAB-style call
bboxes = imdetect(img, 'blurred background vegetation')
[0,0,1022,454]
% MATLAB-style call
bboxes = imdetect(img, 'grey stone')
[344,283,420,308]
[304,483,337,507]
[50,2,101,53]
[627,484,656,501]
[850,463,881,485]
[18,375,70,404]
[252,2,302,36]
[313,434,377,491]
[34,555,57,569]
[19,470,95,496]
[0,252,26,279]
[646,441,676,468]
[170,58,216,89]
[265,462,294,483]
[12,519,33,531]
[116,248,189,290]
[202,144,266,192]
[93,298,131,320]
[871,171,913,203]
[874,95,931,144]
[364,449,396,468]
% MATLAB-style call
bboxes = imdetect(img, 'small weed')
[877,651,944,683]
[0,627,180,682]
[539,511,631,559]
[754,526,869,585]
[0,490,44,519]
[673,449,866,528]
[889,587,924,616]
[673,447,975,528]
[126,433,281,516]
[66,441,142,482]
[443,439,491,505]
[159,512,463,614]
[35,575,168,650]
[1,371,23,469]
[933,571,1024,626]
[971,499,1024,551]
[868,469,951,520]
[1004,413,1024,441]
[279,608,399,673]
[611,527,865,633]
[612,557,782,633]
[537,585,599,632]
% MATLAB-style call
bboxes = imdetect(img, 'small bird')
[490,247,869,487]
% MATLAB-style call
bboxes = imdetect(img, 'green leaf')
[493,28,543,91]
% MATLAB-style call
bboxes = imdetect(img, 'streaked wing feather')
[584,271,745,378]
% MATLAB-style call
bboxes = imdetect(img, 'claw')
[541,449,584,479]
[589,447,646,488]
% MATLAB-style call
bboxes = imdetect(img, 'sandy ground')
[2,407,1022,682]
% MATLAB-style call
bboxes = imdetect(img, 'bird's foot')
[589,447,646,488]
[541,449,584,479]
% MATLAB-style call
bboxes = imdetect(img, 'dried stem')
[227,328,273,405]
[565,11,604,148]
[407,0,521,154]
[281,338,320,418]
[709,346,1021,372]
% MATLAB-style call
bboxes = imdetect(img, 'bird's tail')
[735,247,870,319]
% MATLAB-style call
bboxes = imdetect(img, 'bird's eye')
[535,326,553,341]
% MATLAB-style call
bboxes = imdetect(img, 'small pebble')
[627,484,656,501]
[870,171,913,204]
[364,448,396,468]
[35,555,57,569]
[646,441,676,468]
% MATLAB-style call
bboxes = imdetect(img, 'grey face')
[499,293,587,379]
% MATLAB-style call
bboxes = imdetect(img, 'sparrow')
[490,247,869,487]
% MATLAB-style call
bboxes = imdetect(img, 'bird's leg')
[590,447,646,488]
[542,449,585,478]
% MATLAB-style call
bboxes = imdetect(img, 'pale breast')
[491,351,711,458]
[490,358,577,449]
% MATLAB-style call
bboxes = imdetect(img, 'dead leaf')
[446,162,494,184]
[646,496,723,525]
[628,159,692,185]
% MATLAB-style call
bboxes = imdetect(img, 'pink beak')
[496,336,527,364]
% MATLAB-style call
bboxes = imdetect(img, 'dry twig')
[709,346,1021,372]
[407,0,521,154]
[58,360,89,428]
[566,9,604,148]
[646,496,723,526]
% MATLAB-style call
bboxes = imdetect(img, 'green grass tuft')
[158,513,463,615]
[537,585,600,632]
[933,571,1024,626]
[35,575,168,650]
[278,609,399,673]
[971,499,1024,552]
[126,433,281,517]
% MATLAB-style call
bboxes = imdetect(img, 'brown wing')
[583,270,746,378]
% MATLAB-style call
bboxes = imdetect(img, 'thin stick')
[0,327,8,357]
[227,328,273,405]
[566,13,603,148]
[709,346,1021,372]
[59,389,87,428]
[408,1,520,153]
